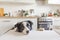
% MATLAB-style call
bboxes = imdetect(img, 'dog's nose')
[26,31,29,34]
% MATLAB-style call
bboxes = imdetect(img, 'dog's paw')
[10,27,15,30]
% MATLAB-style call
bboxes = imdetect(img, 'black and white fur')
[12,20,33,35]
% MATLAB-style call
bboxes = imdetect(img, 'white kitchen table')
[0,30,60,40]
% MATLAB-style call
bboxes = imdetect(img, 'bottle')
[48,12,52,17]
[8,12,10,17]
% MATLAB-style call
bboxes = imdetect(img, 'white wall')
[0,2,60,16]
[0,3,35,13]
[35,5,60,16]
[0,3,36,16]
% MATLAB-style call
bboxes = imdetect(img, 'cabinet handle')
[2,20,10,22]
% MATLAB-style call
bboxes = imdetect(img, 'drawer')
[53,20,60,26]
[39,17,52,21]
[53,18,60,21]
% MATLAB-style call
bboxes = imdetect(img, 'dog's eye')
[26,24,28,26]
[26,24,30,27]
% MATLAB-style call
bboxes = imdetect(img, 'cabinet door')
[53,18,60,26]
[0,19,14,35]
[48,0,60,4]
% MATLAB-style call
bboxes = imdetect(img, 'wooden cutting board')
[0,8,4,16]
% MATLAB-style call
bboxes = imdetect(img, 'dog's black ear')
[15,23,18,27]
[15,22,21,27]
[27,20,33,25]
[15,22,24,32]
[27,20,33,30]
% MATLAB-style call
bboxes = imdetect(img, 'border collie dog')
[12,20,33,35]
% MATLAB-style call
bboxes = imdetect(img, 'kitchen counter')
[0,30,60,40]
[0,16,38,19]
[1,16,59,19]
[40,16,60,19]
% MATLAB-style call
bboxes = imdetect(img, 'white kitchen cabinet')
[0,18,37,36]
[38,17,53,30]
[53,17,60,27]
[0,19,13,36]
[48,0,60,4]
[52,17,60,34]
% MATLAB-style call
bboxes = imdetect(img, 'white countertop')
[0,30,60,40]
[0,16,37,19]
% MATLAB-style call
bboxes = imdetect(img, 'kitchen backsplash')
[0,3,60,17]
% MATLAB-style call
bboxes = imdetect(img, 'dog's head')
[14,21,33,35]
